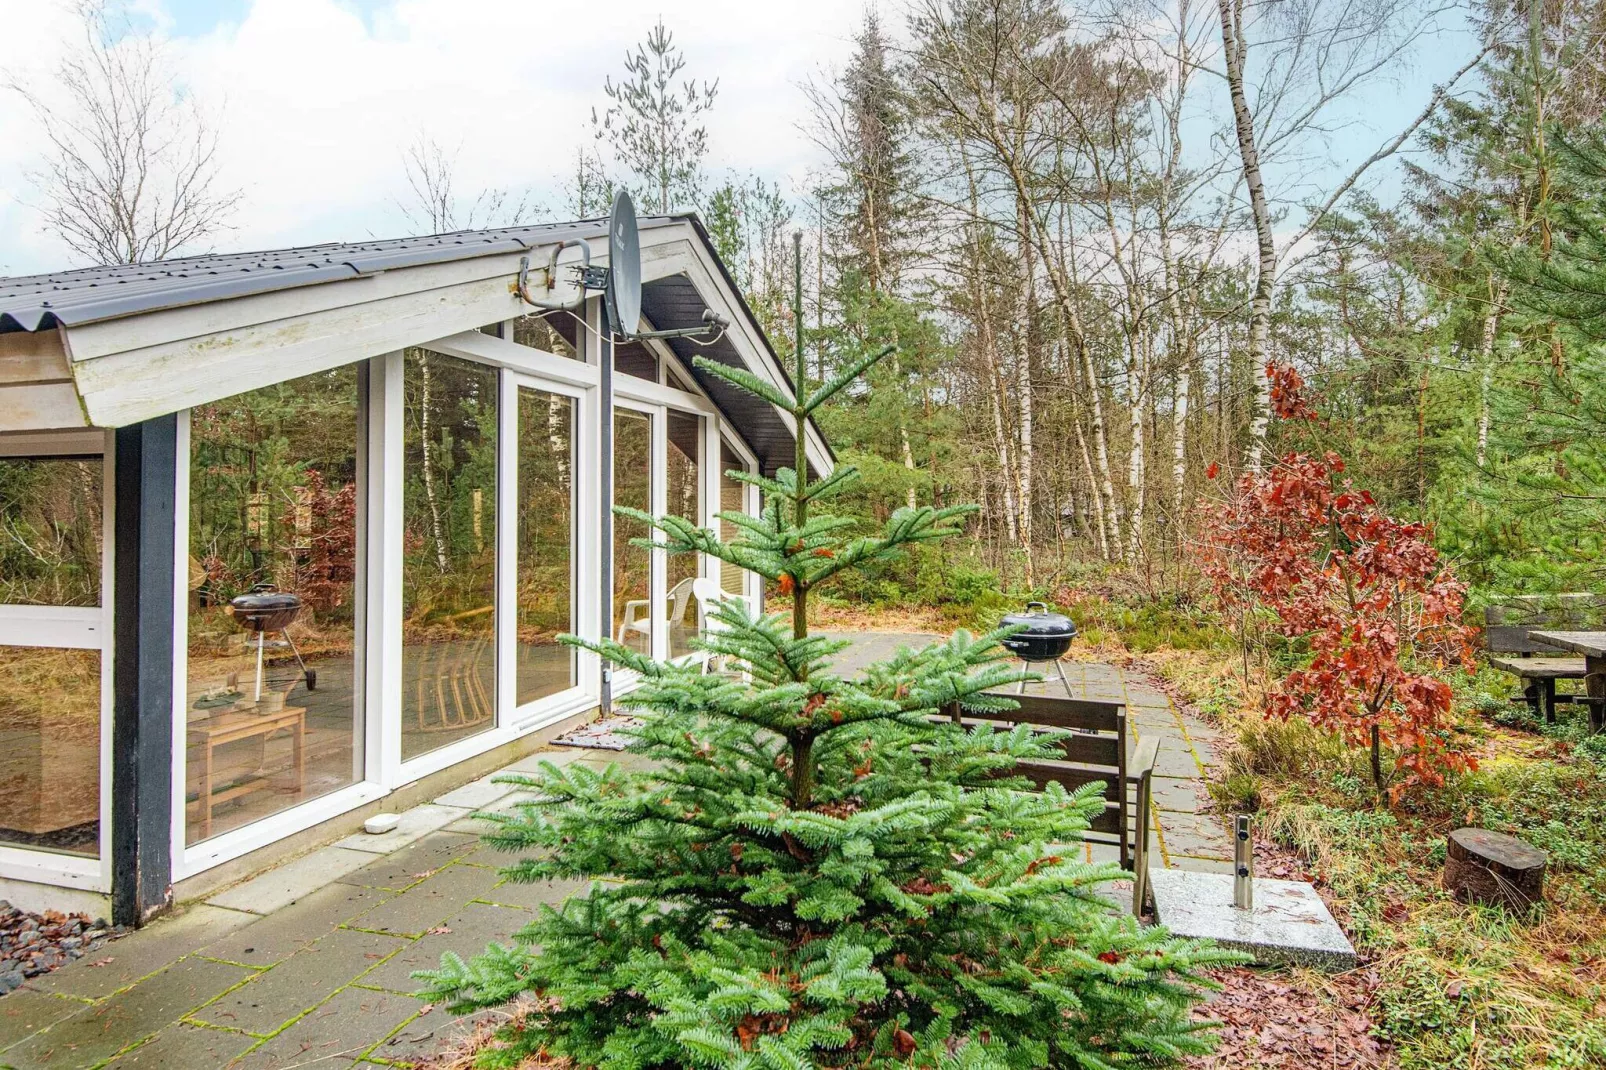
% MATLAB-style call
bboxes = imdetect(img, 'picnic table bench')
[1485,595,1605,726]
[941,691,1159,915]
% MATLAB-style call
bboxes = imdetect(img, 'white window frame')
[388,335,603,786]
[717,428,764,613]
[171,385,387,880]
[0,431,114,893]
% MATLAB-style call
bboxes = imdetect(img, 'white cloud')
[0,0,866,274]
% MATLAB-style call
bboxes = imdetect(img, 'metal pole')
[1233,814,1253,910]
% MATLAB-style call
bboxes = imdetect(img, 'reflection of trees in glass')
[188,367,359,629]
[186,367,362,844]
[719,442,746,596]
[403,350,499,759]
[665,410,701,600]
[0,457,102,606]
[512,312,578,359]
[402,350,498,629]
[518,388,575,704]
[614,410,653,648]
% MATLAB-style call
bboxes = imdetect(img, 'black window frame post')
[111,414,177,927]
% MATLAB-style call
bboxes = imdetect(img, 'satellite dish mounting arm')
[515,239,592,311]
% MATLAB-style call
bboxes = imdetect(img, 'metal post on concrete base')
[1233,814,1253,911]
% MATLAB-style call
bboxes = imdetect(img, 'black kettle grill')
[999,601,1078,695]
[230,585,315,701]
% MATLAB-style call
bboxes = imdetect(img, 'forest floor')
[1121,636,1606,1070]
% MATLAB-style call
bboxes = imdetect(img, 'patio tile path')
[0,634,1232,1068]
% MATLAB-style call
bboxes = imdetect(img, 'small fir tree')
[419,263,1236,1067]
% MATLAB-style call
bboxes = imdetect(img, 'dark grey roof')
[0,217,679,333]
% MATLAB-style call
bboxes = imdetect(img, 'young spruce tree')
[420,240,1235,1068]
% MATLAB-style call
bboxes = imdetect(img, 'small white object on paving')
[336,804,470,855]
[1148,869,1357,970]
[364,813,401,835]
[207,846,376,915]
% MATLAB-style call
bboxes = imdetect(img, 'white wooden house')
[0,215,828,925]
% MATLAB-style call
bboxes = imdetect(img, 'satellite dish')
[605,191,642,336]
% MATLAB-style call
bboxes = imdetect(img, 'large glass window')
[613,409,654,655]
[186,369,362,845]
[0,457,101,608]
[402,350,499,761]
[666,411,703,659]
[0,455,103,859]
[718,442,748,601]
[516,386,576,706]
[614,339,658,381]
[512,312,579,359]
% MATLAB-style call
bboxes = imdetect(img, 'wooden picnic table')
[1527,631,1606,733]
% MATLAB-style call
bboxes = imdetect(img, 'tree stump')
[1443,828,1547,911]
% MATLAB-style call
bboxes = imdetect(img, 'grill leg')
[254,630,265,702]
[1054,659,1072,697]
[1014,668,1027,695]
[280,628,315,691]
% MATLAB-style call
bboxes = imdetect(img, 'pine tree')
[417,270,1238,1067]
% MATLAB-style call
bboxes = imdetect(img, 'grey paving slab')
[476,876,589,912]
[358,902,531,995]
[369,1004,507,1066]
[1153,746,1204,778]
[200,882,393,967]
[1151,777,1208,813]
[338,832,483,892]
[28,905,258,1001]
[5,957,253,1068]
[227,985,425,1069]
[433,773,524,809]
[102,1022,258,1068]
[0,991,88,1053]
[191,928,412,1036]
[444,791,539,834]
[1159,814,1233,860]
[334,804,472,855]
[350,863,502,938]
[1149,869,1357,970]
[1126,690,1173,708]
[208,846,378,915]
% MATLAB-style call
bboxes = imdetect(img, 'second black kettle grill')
[998,601,1078,695]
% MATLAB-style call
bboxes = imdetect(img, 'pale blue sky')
[0,1,1485,277]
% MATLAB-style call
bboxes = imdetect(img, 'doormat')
[552,714,643,751]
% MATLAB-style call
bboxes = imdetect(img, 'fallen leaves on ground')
[1187,966,1391,1069]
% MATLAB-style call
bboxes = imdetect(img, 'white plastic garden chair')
[617,576,698,650]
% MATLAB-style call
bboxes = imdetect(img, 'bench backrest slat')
[963,693,1123,733]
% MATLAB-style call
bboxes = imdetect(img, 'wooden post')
[112,415,178,928]
[1444,828,1546,911]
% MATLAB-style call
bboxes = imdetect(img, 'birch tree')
[7,0,239,265]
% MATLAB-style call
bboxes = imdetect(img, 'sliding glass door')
[400,349,499,762]
[513,383,578,707]
[186,370,363,846]
[613,407,655,657]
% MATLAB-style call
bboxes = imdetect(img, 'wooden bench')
[940,692,1159,915]
[1486,595,1606,723]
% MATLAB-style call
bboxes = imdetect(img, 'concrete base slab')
[1148,869,1357,970]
